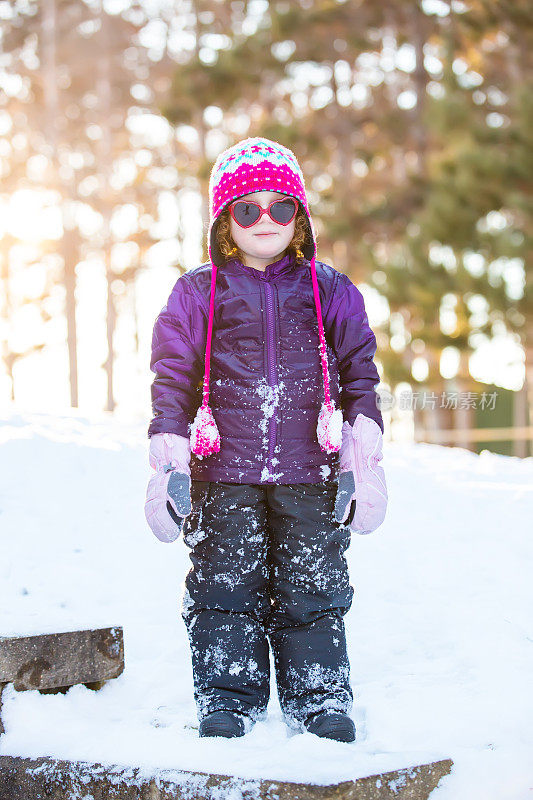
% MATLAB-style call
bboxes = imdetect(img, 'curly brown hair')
[215,201,309,263]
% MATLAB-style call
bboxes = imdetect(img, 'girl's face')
[229,190,296,270]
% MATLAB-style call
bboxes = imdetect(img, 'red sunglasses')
[229,197,298,228]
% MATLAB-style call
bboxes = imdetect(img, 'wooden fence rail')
[412,426,533,444]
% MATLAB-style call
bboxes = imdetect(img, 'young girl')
[145,138,387,742]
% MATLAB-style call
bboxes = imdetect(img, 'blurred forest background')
[0,0,531,454]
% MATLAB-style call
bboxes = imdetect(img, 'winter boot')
[304,711,356,743]
[198,710,247,738]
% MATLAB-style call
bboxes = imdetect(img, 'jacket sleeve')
[147,276,207,438]
[324,271,384,433]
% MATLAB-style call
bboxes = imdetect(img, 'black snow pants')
[180,480,354,730]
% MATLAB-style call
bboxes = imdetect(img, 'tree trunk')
[513,382,528,458]
[452,351,474,451]
[409,5,430,180]
[42,0,79,406]
[0,245,15,401]
[522,336,533,457]
[97,4,115,412]
[192,2,210,263]
[422,348,445,440]
[63,226,79,407]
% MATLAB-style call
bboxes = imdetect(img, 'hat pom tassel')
[190,404,220,458]
[317,400,343,453]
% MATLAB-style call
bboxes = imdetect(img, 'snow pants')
[180,480,354,730]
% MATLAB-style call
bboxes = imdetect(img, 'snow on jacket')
[148,250,383,484]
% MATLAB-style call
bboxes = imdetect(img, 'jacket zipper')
[263,278,277,479]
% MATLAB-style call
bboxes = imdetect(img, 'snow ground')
[0,410,532,798]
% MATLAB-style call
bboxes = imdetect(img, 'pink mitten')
[144,433,192,543]
[334,413,387,535]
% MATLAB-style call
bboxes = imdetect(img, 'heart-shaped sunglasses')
[229,197,298,228]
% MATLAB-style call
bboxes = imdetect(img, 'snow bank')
[0,410,532,798]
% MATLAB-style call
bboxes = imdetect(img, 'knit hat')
[190,137,343,459]
[208,137,315,267]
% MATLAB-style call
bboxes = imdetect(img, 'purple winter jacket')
[148,250,383,484]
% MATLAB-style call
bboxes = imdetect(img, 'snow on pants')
[180,480,354,729]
